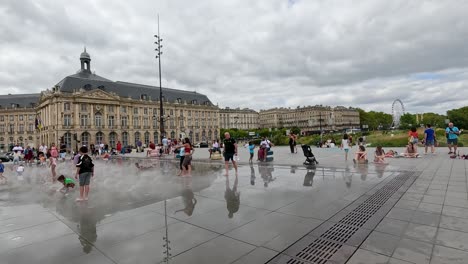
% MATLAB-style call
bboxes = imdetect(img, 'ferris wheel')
[391,99,405,128]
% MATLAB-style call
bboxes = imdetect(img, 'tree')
[448,107,468,129]
[420,113,446,128]
[399,113,416,129]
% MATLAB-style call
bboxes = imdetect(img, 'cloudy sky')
[1,0,468,114]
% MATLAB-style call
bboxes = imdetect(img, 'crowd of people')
[335,122,463,164]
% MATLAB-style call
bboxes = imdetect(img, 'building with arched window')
[0,49,220,151]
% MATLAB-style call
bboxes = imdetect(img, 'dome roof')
[80,48,91,60]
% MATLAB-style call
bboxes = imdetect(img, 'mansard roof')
[55,70,213,105]
[0,93,40,109]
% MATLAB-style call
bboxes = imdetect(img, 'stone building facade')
[219,107,259,130]
[0,95,38,150]
[0,49,219,151]
[259,105,360,134]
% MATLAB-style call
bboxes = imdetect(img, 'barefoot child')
[374,146,386,163]
[49,155,57,181]
[0,160,6,184]
[16,163,25,181]
[340,134,350,161]
[57,175,76,193]
[354,145,368,164]
[248,142,255,162]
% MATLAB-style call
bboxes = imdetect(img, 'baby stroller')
[301,145,318,165]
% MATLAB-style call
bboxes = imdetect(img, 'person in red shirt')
[408,127,419,153]
[116,141,122,154]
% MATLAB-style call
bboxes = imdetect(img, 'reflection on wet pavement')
[0,158,396,263]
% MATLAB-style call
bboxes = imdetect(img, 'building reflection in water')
[303,165,316,187]
[225,174,240,218]
[175,177,197,216]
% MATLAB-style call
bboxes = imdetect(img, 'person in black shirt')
[223,132,238,176]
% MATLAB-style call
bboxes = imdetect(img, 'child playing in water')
[57,175,75,193]
[0,160,6,184]
[49,155,57,181]
[248,142,255,162]
[16,163,25,181]
[374,146,386,163]
[39,153,47,167]
[353,145,368,164]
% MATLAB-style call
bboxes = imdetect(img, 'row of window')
[0,124,35,133]
[61,130,215,148]
[63,114,216,127]
[0,115,35,122]
[64,103,215,117]
[64,114,217,128]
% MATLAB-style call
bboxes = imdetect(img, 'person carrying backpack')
[75,146,94,202]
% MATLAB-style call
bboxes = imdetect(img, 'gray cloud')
[1,0,468,115]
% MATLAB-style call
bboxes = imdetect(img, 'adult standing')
[24,146,33,165]
[424,124,435,154]
[288,132,296,154]
[181,138,194,176]
[136,139,142,153]
[260,137,273,161]
[162,137,168,154]
[38,143,46,157]
[223,132,238,176]
[446,122,461,154]
[75,146,94,202]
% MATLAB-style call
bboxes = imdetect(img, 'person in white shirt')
[340,134,351,161]
[260,137,273,160]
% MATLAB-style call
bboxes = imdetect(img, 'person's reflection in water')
[290,165,297,174]
[303,165,316,187]
[175,177,197,216]
[225,174,240,218]
[259,164,276,187]
[354,163,369,181]
[375,163,388,178]
[250,163,256,186]
[343,165,352,188]
[77,204,98,254]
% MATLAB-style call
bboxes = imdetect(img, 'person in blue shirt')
[0,160,6,184]
[248,141,255,162]
[424,124,436,154]
[446,122,461,154]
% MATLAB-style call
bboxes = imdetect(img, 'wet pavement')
[0,146,467,263]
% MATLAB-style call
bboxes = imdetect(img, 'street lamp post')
[154,15,165,141]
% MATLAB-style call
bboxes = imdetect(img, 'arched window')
[63,132,72,149]
[170,131,175,139]
[96,132,104,144]
[144,132,150,146]
[122,132,128,146]
[153,132,159,144]
[109,132,117,148]
[134,132,141,145]
[81,132,90,146]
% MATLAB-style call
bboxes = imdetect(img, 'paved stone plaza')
[0,146,467,263]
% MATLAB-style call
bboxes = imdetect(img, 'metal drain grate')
[270,171,419,264]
